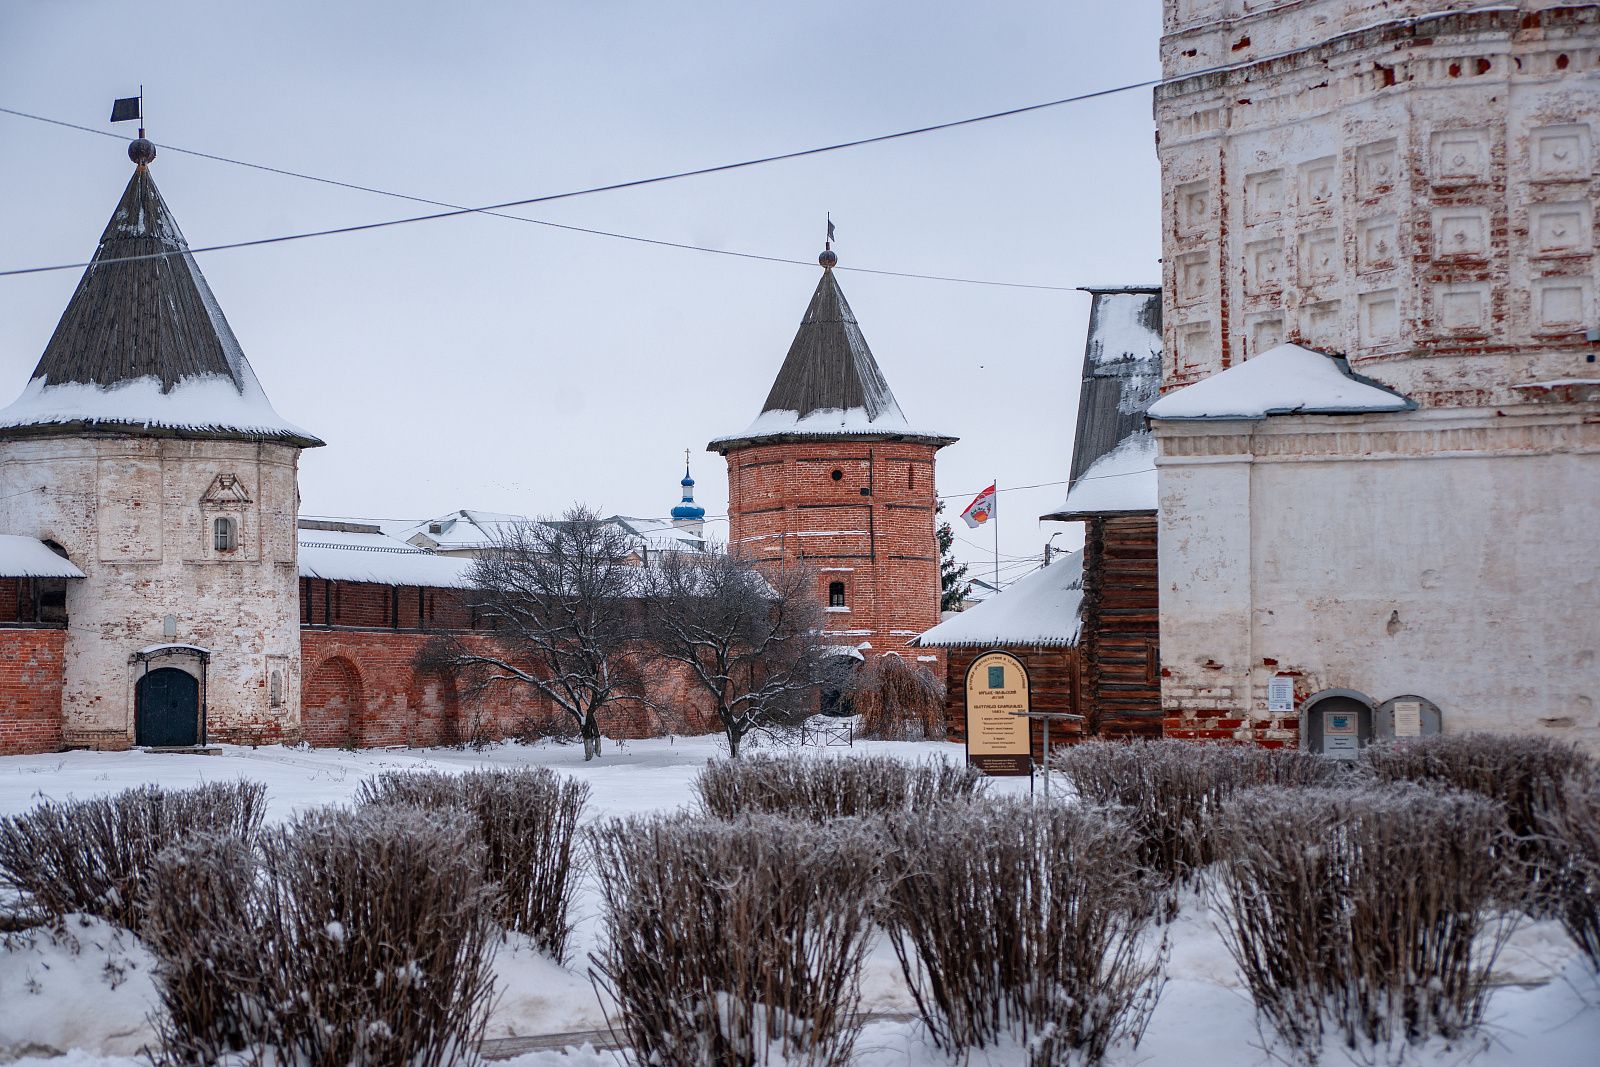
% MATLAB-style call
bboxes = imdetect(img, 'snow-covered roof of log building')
[1043,286,1161,521]
[0,145,320,448]
[709,250,956,452]
[914,550,1084,649]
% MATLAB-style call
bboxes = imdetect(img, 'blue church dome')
[672,457,705,521]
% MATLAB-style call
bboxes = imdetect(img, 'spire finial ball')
[819,248,838,269]
[128,138,156,166]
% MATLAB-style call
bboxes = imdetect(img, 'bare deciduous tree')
[425,505,641,760]
[640,548,836,758]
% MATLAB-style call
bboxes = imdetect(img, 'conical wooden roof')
[709,261,954,453]
[0,157,321,446]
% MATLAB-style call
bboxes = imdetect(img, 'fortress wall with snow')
[1153,0,1600,747]
[0,435,304,747]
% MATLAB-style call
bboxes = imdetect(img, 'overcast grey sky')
[0,1,1162,581]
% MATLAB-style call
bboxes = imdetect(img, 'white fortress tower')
[0,138,322,748]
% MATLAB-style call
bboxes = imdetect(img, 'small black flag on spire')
[110,97,142,123]
[826,214,836,246]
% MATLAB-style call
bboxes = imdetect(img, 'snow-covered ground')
[2,734,1596,1066]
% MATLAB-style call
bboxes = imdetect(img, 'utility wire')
[0,72,1161,282]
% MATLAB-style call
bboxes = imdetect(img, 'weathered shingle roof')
[0,158,321,447]
[1042,286,1161,520]
[709,260,955,452]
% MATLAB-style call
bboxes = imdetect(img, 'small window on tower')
[828,581,846,608]
[213,516,237,552]
[830,469,843,481]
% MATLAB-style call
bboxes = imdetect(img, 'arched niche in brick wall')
[302,656,363,748]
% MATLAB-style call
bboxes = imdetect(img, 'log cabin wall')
[1082,515,1162,737]
[942,644,1082,759]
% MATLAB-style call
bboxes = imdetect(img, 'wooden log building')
[1041,286,1163,738]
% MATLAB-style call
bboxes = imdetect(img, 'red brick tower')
[709,247,957,660]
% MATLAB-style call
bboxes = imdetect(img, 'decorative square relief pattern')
[1530,202,1592,256]
[1244,238,1284,294]
[1432,207,1490,258]
[1435,283,1489,331]
[1430,128,1493,183]
[1175,251,1210,305]
[1357,216,1399,272]
[1299,157,1336,210]
[1175,180,1210,235]
[1246,313,1284,356]
[1177,321,1216,370]
[1244,171,1285,223]
[1304,300,1342,351]
[1358,290,1400,347]
[1357,139,1399,198]
[1531,124,1591,179]
[1532,277,1590,330]
[1298,228,1339,284]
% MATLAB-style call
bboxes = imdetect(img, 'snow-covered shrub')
[141,834,259,1064]
[1362,732,1594,903]
[1538,771,1600,970]
[1052,739,1337,891]
[850,654,947,741]
[0,780,265,933]
[356,767,589,959]
[879,799,1166,1066]
[589,813,881,1066]
[1208,785,1517,1063]
[140,807,498,1066]
[693,754,983,820]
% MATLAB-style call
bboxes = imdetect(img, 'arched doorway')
[136,668,201,747]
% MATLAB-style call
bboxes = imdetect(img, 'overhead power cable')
[0,72,1162,282]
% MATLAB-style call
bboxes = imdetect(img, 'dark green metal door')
[136,668,199,747]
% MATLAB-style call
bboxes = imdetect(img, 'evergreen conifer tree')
[936,501,969,612]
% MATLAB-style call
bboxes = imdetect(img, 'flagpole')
[992,476,1000,591]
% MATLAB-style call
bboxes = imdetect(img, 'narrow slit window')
[213,516,237,552]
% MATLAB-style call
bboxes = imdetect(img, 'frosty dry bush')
[143,806,499,1067]
[879,799,1166,1066]
[1209,785,1517,1064]
[693,754,984,820]
[1538,771,1600,970]
[356,766,589,959]
[589,814,881,1066]
[1362,732,1594,902]
[0,780,265,933]
[140,835,260,1065]
[850,654,947,741]
[1052,739,1336,890]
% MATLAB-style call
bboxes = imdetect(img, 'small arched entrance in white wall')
[1301,688,1375,761]
[130,645,210,748]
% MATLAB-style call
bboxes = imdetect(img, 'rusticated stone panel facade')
[1154,0,1600,749]
[724,439,944,665]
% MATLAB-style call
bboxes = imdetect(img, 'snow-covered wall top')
[0,534,87,579]
[915,550,1084,649]
[1054,432,1157,517]
[1147,343,1412,420]
[297,529,473,589]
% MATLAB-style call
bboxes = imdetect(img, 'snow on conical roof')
[709,251,955,452]
[0,149,321,447]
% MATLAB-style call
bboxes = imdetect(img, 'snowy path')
[1,736,1596,1065]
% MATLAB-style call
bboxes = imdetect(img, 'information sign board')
[965,650,1032,776]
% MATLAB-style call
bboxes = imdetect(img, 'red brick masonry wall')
[300,627,715,749]
[0,628,66,755]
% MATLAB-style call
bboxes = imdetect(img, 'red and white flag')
[960,483,996,528]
